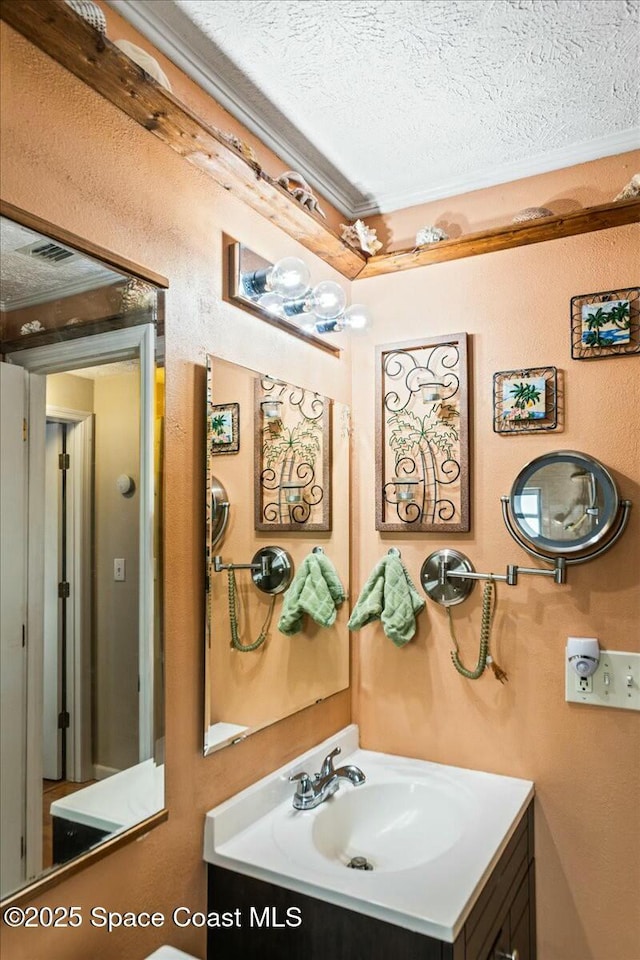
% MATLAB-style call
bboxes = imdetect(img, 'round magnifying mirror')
[508,451,620,556]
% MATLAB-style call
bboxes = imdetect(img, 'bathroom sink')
[310,782,468,871]
[204,725,534,942]
[272,779,473,873]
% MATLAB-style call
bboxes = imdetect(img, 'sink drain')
[347,856,373,871]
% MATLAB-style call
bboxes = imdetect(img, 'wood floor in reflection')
[42,779,97,869]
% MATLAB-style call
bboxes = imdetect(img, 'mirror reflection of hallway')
[1,323,162,900]
[1,212,166,902]
[41,362,142,867]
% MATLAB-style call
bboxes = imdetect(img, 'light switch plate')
[114,558,125,582]
[566,649,640,710]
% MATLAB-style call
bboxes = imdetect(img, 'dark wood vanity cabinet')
[207,802,535,960]
[51,816,109,865]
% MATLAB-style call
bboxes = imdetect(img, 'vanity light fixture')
[240,254,371,336]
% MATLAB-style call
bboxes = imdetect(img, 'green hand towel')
[347,555,425,646]
[278,553,346,636]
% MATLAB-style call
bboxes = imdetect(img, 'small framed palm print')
[493,367,558,434]
[209,402,240,454]
[571,287,639,360]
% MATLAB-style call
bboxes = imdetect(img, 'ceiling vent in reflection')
[15,241,78,265]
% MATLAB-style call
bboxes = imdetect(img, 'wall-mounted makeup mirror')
[204,356,350,755]
[422,451,632,605]
[0,213,166,904]
[503,450,631,563]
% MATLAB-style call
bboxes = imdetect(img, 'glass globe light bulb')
[269,257,311,299]
[311,281,347,321]
[342,304,371,331]
[258,292,286,317]
[299,316,318,334]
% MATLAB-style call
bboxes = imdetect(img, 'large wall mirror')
[0,212,166,904]
[204,357,350,754]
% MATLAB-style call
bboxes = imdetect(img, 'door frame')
[46,407,94,782]
[7,324,156,763]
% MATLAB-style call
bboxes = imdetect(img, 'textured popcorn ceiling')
[0,218,120,309]
[114,0,640,215]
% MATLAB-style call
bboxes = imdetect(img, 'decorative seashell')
[512,207,553,223]
[340,219,383,255]
[120,278,156,314]
[65,0,107,34]
[219,132,259,167]
[415,226,449,246]
[614,173,640,201]
[276,171,326,219]
[20,320,45,335]
[113,40,172,92]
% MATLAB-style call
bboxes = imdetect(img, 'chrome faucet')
[289,747,366,810]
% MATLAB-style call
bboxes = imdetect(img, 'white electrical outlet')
[566,649,640,711]
[576,674,592,694]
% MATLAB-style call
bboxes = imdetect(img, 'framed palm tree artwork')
[571,286,639,360]
[493,367,559,434]
[254,376,331,531]
[376,334,469,532]
[209,402,240,454]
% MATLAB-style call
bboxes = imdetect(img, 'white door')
[43,421,63,780]
[0,363,28,896]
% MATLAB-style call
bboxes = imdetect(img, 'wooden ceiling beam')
[2,1,637,286]
[0,0,366,280]
[357,199,640,279]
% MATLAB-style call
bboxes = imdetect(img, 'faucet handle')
[320,746,341,778]
[289,771,314,800]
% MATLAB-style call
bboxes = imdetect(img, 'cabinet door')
[481,925,510,960]
[509,900,530,960]
[507,865,533,960]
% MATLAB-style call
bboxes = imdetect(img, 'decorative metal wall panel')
[254,376,331,531]
[376,333,469,532]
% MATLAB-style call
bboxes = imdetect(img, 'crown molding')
[107,0,369,219]
[352,128,640,217]
[108,2,639,222]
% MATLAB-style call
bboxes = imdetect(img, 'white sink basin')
[273,779,473,873]
[311,781,469,871]
[204,725,534,942]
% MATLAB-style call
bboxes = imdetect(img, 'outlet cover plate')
[566,649,640,710]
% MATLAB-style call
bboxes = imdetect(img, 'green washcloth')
[347,555,425,646]
[278,553,346,636]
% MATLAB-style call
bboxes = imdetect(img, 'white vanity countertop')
[205,721,249,753]
[203,725,534,942]
[50,759,164,834]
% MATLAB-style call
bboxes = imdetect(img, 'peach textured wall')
[369,149,640,250]
[95,1,346,235]
[350,215,639,959]
[1,12,639,960]
[0,22,351,960]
